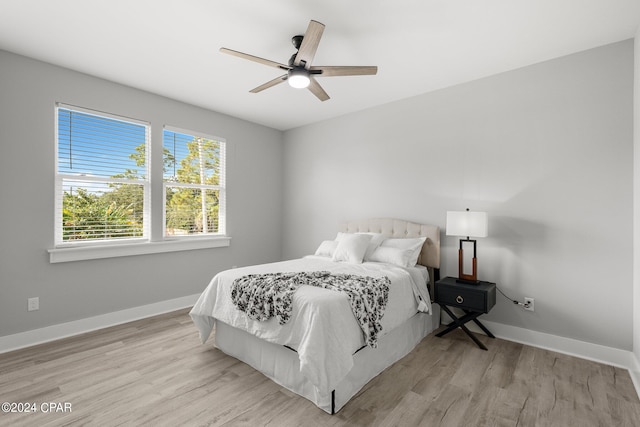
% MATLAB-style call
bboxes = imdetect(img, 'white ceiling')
[1,1,638,131]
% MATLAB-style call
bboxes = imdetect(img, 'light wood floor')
[2,309,640,426]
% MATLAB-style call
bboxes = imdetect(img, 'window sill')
[48,237,231,263]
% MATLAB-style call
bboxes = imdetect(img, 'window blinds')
[163,128,226,236]
[55,105,149,243]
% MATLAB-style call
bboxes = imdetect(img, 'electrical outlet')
[28,297,39,311]
[524,297,534,312]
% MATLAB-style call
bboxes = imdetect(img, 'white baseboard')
[0,294,200,354]
[482,319,637,371]
[629,353,640,399]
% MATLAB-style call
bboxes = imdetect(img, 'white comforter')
[189,256,431,393]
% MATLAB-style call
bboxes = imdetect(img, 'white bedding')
[189,255,431,394]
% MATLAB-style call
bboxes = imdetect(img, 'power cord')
[496,285,531,309]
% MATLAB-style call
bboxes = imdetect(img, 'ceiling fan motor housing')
[291,35,304,50]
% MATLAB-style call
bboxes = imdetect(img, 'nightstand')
[434,276,496,350]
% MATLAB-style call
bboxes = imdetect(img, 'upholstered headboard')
[340,218,441,298]
[340,218,441,268]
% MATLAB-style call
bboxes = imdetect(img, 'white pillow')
[368,246,415,267]
[314,240,338,257]
[332,233,373,264]
[376,237,426,267]
[357,232,386,261]
[334,232,348,241]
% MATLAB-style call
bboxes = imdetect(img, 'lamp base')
[458,241,479,284]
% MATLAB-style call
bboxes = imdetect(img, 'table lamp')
[446,209,488,284]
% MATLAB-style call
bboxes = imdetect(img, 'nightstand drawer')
[436,286,486,311]
[434,277,496,313]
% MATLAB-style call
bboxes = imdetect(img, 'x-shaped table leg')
[436,304,495,350]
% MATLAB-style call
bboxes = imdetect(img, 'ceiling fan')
[220,20,377,101]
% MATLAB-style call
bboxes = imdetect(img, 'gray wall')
[634,32,640,363]
[0,50,284,337]
[283,40,634,350]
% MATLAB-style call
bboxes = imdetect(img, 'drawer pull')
[456,295,464,304]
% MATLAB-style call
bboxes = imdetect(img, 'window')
[163,127,226,236]
[52,104,229,261]
[55,105,149,245]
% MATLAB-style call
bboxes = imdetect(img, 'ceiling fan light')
[288,68,310,89]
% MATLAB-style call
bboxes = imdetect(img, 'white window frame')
[53,104,151,247]
[49,106,230,263]
[162,126,227,239]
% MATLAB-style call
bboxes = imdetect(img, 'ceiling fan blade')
[307,78,330,101]
[294,20,325,68]
[220,48,291,71]
[310,66,378,77]
[249,74,288,93]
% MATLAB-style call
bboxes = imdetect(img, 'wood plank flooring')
[1,309,640,426]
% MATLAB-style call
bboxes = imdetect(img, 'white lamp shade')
[446,211,488,238]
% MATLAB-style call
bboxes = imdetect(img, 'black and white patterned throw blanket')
[230,271,390,348]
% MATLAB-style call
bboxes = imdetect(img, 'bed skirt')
[213,305,440,414]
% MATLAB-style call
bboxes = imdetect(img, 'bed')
[190,218,441,414]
